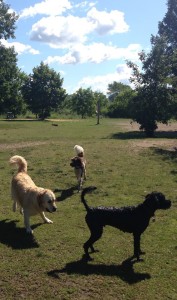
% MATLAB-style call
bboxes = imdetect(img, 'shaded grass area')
[0,118,177,299]
[110,130,177,140]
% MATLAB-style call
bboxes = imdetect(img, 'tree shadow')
[54,186,78,201]
[109,130,177,140]
[0,219,39,249]
[47,256,151,284]
[153,148,177,172]
[154,147,177,161]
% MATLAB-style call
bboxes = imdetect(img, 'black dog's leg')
[133,233,141,261]
[83,226,103,261]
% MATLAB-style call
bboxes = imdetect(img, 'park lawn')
[0,118,177,299]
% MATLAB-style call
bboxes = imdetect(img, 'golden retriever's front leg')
[40,212,53,224]
[24,210,33,234]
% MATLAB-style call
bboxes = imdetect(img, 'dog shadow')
[47,256,151,284]
[54,186,78,201]
[0,219,39,249]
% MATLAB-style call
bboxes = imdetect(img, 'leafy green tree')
[0,0,18,39]
[107,83,135,118]
[107,82,129,101]
[71,87,95,118]
[0,45,27,116]
[0,1,25,116]
[127,0,177,136]
[22,62,66,119]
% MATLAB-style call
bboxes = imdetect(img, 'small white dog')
[10,155,57,234]
[70,145,86,191]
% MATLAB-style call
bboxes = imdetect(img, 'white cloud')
[30,15,94,47]
[1,39,40,55]
[44,43,141,65]
[19,0,72,18]
[29,8,129,48]
[73,64,133,94]
[87,7,129,35]
[75,1,97,10]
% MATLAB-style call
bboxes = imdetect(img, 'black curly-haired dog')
[81,186,171,261]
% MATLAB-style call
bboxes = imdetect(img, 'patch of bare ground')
[47,119,80,122]
[131,139,177,152]
[126,121,177,151]
[122,120,177,132]
[0,141,47,151]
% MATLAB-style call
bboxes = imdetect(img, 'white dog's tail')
[9,155,27,173]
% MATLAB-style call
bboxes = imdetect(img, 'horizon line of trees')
[1,0,177,136]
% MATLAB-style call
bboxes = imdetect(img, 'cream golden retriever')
[10,155,57,234]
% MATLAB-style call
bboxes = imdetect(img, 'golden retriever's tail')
[9,155,27,173]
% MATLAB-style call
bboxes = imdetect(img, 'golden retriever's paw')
[45,218,53,224]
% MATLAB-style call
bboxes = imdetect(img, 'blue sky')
[3,0,167,94]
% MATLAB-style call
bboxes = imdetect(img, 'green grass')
[0,118,177,299]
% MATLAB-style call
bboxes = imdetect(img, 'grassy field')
[0,118,177,299]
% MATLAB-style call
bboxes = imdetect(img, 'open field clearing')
[0,118,177,300]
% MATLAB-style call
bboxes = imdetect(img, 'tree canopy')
[70,88,96,118]
[107,83,135,118]
[0,0,25,116]
[22,62,67,119]
[0,44,27,116]
[0,0,18,40]
[127,0,177,136]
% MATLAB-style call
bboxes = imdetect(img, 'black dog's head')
[144,192,171,211]
[70,157,83,168]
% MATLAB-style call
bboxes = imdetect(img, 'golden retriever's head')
[38,189,57,212]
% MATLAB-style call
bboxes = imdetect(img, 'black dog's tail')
[81,186,97,211]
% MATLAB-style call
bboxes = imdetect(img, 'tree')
[127,0,177,136]
[0,0,18,39]
[107,82,128,101]
[107,83,135,118]
[22,62,66,119]
[93,91,108,124]
[0,45,27,116]
[71,88,95,118]
[0,1,25,116]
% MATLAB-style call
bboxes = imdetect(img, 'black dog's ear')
[145,193,151,200]
[145,192,159,200]
[144,192,158,209]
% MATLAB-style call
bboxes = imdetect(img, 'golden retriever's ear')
[37,191,46,207]
[37,193,43,207]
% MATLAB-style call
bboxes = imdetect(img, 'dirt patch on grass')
[0,141,47,150]
[121,120,177,132]
[131,139,177,151]
[127,122,177,150]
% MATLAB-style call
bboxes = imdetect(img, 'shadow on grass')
[109,130,177,140]
[47,256,151,284]
[0,219,39,249]
[153,147,177,161]
[54,186,78,201]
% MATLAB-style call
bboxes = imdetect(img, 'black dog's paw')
[131,254,144,262]
[82,254,94,262]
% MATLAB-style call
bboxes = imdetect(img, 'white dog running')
[70,145,86,191]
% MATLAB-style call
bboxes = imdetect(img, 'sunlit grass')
[0,118,177,299]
